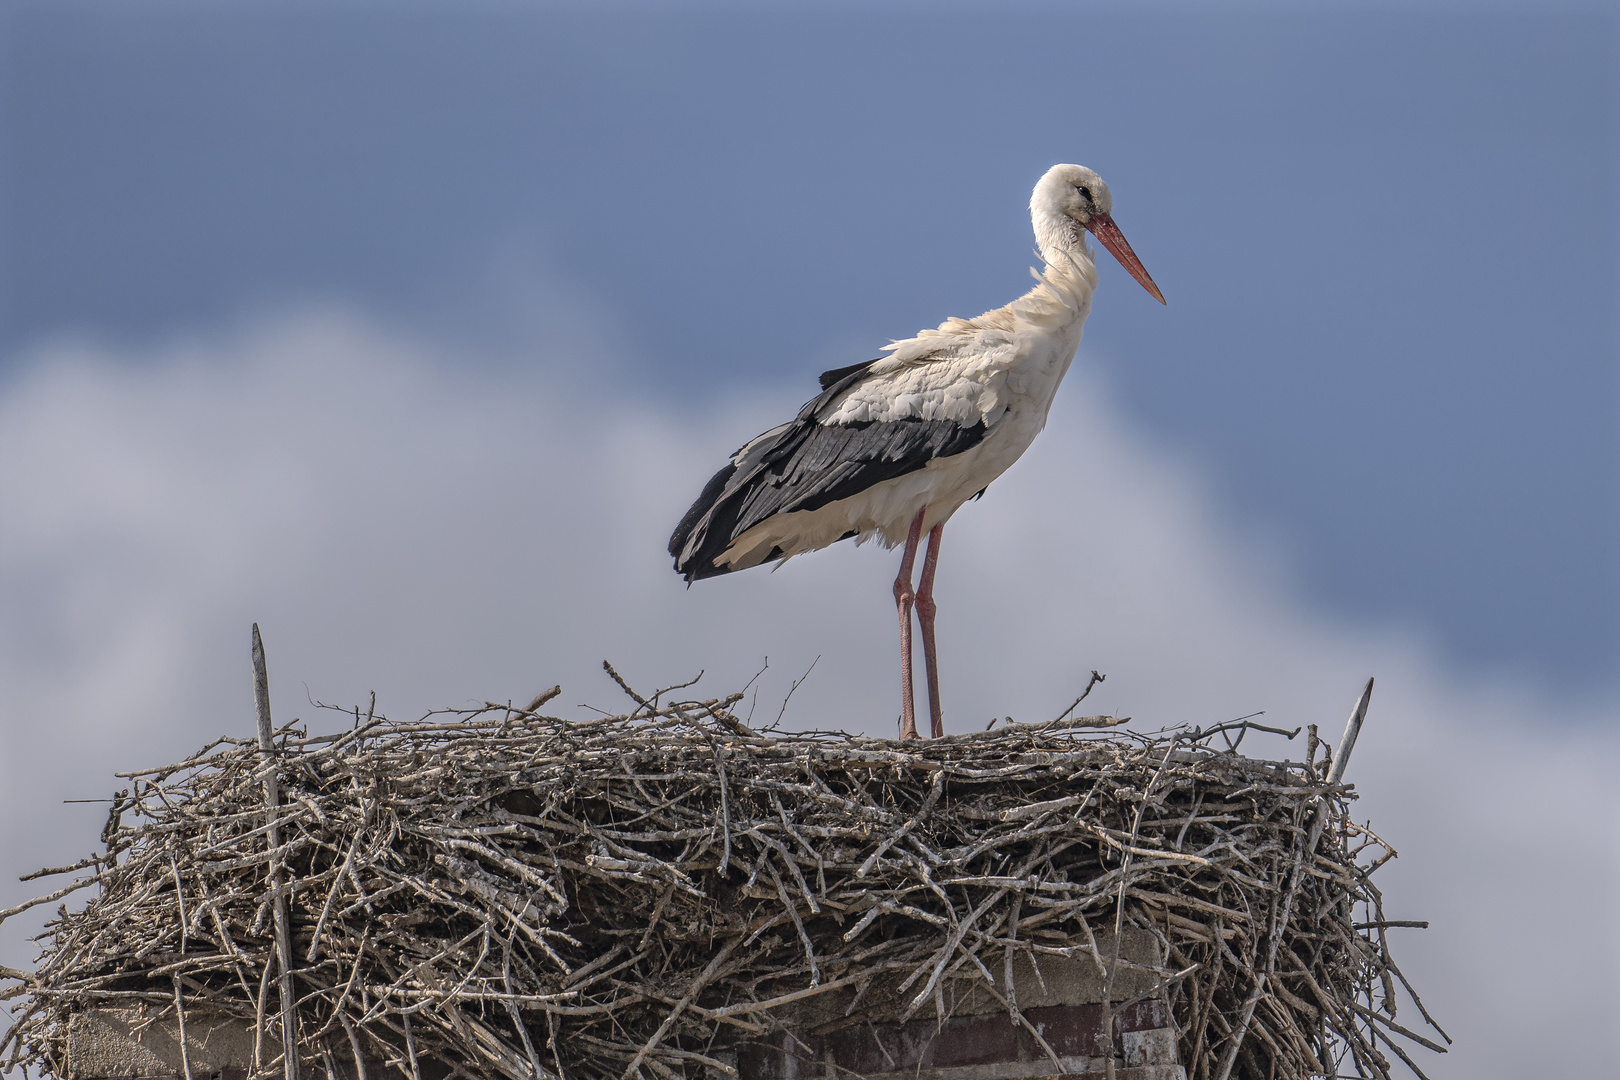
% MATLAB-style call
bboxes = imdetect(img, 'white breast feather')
[815,250,1098,434]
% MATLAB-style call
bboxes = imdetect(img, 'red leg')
[893,507,927,740]
[915,522,945,738]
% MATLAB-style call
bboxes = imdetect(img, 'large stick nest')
[1,674,1446,1080]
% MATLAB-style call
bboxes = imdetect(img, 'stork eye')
[1076,185,1093,202]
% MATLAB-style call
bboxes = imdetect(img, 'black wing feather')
[818,358,878,391]
[669,359,987,582]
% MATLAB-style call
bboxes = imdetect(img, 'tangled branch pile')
[2,677,1445,1080]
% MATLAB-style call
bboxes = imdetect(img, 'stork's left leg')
[893,508,928,741]
[915,522,946,739]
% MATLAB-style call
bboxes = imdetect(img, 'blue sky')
[2,1,1616,688]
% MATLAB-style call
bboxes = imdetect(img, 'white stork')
[669,164,1164,739]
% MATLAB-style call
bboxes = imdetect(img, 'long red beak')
[1086,212,1166,305]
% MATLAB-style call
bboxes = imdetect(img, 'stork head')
[1031,164,1165,305]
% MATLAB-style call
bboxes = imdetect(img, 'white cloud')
[1,310,1614,1077]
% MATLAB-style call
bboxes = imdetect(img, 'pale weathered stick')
[253,624,300,1080]
[1329,677,1375,786]
[172,976,195,1080]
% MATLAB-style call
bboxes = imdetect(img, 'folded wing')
[670,342,1013,582]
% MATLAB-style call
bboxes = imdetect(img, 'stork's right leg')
[894,507,927,740]
[915,522,945,740]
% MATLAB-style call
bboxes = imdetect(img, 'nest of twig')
[1,670,1445,1080]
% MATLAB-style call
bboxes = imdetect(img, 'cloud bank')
[2,311,1614,1076]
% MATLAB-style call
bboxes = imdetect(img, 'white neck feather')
[1032,207,1087,267]
[1018,208,1097,328]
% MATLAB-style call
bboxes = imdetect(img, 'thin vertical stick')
[401,1011,422,1080]
[254,624,300,1080]
[339,1014,369,1080]
[713,745,732,876]
[253,942,273,1076]
[171,976,195,1080]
